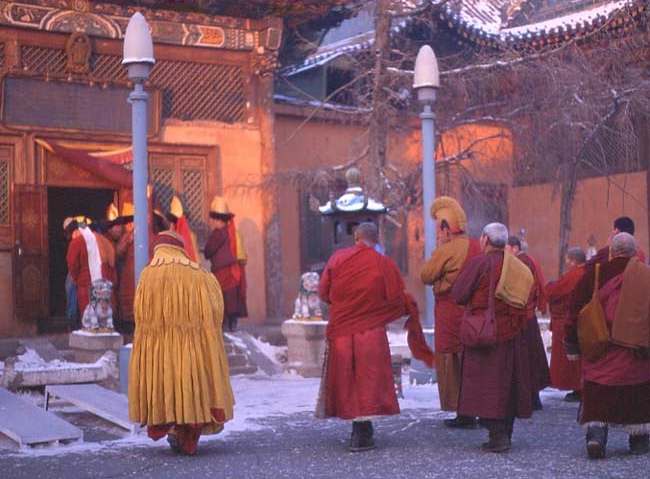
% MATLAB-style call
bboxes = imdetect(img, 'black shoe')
[586,425,608,459]
[349,421,376,452]
[444,415,479,429]
[481,431,511,453]
[228,317,238,332]
[167,434,181,454]
[532,394,543,411]
[629,434,649,455]
[563,391,581,403]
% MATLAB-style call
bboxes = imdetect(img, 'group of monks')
[123,193,649,460]
[64,195,248,338]
[317,197,650,459]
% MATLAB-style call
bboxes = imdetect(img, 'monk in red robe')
[316,222,433,452]
[546,247,585,401]
[567,233,650,459]
[507,237,550,410]
[204,196,247,332]
[66,219,116,321]
[452,223,534,453]
[588,216,646,265]
[421,196,480,427]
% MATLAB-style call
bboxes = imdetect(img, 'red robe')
[66,233,116,315]
[116,229,135,322]
[318,243,432,420]
[204,225,247,318]
[518,253,551,394]
[546,265,584,391]
[452,251,532,420]
[568,257,650,425]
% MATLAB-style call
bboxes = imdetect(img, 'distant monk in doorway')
[115,202,135,335]
[546,247,586,402]
[420,196,480,428]
[204,196,247,332]
[66,216,116,328]
[506,236,550,410]
[316,222,434,452]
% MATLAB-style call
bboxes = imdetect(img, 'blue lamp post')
[410,45,440,384]
[122,12,154,283]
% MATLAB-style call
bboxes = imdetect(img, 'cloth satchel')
[460,262,497,348]
[577,264,609,361]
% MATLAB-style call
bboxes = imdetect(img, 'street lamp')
[123,12,154,283]
[411,45,440,384]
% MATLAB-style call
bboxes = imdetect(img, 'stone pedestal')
[281,319,327,377]
[69,330,123,363]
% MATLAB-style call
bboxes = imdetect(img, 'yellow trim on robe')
[128,245,234,432]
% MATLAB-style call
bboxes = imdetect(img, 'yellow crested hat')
[170,195,184,219]
[431,196,467,233]
[121,202,134,217]
[210,196,232,216]
[106,203,119,221]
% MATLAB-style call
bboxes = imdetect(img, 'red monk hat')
[431,196,467,234]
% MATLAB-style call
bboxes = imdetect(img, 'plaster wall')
[160,120,267,323]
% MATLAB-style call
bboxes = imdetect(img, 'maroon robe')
[204,226,247,318]
[451,250,533,420]
[518,253,551,395]
[568,257,650,425]
[546,265,584,391]
[317,243,433,420]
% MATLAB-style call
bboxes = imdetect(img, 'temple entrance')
[47,187,115,323]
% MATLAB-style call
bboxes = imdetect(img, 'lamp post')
[410,45,440,384]
[122,12,154,283]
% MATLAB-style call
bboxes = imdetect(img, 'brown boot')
[481,430,512,453]
[586,425,608,459]
[444,415,479,429]
[629,434,649,455]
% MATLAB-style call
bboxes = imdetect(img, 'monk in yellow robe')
[129,231,234,455]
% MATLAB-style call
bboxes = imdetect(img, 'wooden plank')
[45,384,138,434]
[0,387,82,448]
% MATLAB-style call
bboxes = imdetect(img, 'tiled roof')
[442,0,646,47]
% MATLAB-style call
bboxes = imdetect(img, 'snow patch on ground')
[10,348,102,372]
[6,371,441,457]
[246,336,286,366]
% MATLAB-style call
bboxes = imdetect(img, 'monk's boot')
[349,421,376,452]
[444,415,479,429]
[629,434,649,455]
[563,391,581,403]
[481,429,511,453]
[167,433,181,454]
[585,424,608,459]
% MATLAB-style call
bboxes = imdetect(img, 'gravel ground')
[2,390,649,479]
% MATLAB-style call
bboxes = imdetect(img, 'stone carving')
[65,32,91,74]
[292,272,323,321]
[81,279,114,331]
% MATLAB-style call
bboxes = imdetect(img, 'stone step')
[45,384,138,434]
[227,353,251,369]
[229,365,258,376]
[0,387,83,448]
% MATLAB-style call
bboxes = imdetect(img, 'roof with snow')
[281,0,646,76]
[444,0,645,48]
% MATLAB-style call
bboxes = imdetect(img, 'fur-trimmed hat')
[431,196,467,234]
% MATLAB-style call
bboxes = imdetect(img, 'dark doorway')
[47,187,115,319]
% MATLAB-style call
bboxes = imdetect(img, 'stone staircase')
[224,335,258,376]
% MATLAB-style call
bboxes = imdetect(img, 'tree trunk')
[367,0,391,198]
[558,159,579,275]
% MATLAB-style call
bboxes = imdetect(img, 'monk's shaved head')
[354,222,379,245]
[482,223,508,249]
[566,247,586,265]
[611,232,637,258]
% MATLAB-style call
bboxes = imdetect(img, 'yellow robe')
[128,245,234,432]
